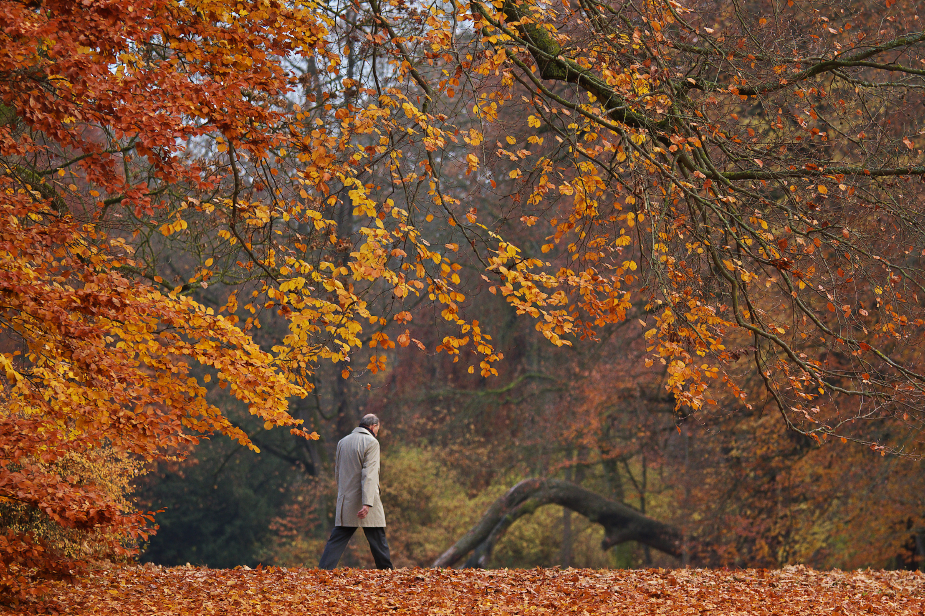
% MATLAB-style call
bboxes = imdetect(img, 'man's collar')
[353,426,376,438]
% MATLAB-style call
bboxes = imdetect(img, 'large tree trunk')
[432,478,684,568]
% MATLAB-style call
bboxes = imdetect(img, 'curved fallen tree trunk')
[432,478,684,568]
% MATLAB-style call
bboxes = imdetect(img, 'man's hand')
[357,505,370,519]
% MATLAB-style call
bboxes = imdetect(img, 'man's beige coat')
[333,427,386,527]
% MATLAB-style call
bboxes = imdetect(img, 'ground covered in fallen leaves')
[11,564,925,615]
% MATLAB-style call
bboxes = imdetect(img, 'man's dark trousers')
[318,526,393,570]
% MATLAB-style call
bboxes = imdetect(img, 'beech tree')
[330,0,925,451]
[0,0,323,599]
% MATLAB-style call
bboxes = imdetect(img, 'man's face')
[371,423,380,437]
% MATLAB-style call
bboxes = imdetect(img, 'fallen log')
[432,478,684,568]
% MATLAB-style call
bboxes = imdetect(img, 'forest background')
[2,0,925,602]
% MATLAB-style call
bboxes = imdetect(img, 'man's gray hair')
[359,414,380,429]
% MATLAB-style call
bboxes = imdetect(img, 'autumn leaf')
[33,565,925,616]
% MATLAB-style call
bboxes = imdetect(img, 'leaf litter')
[11,564,925,615]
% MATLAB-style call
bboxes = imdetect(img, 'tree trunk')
[432,478,685,568]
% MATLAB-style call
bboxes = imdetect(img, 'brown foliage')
[23,564,925,615]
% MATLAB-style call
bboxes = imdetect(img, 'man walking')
[318,414,393,569]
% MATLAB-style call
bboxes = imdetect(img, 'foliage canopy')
[2,0,925,597]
